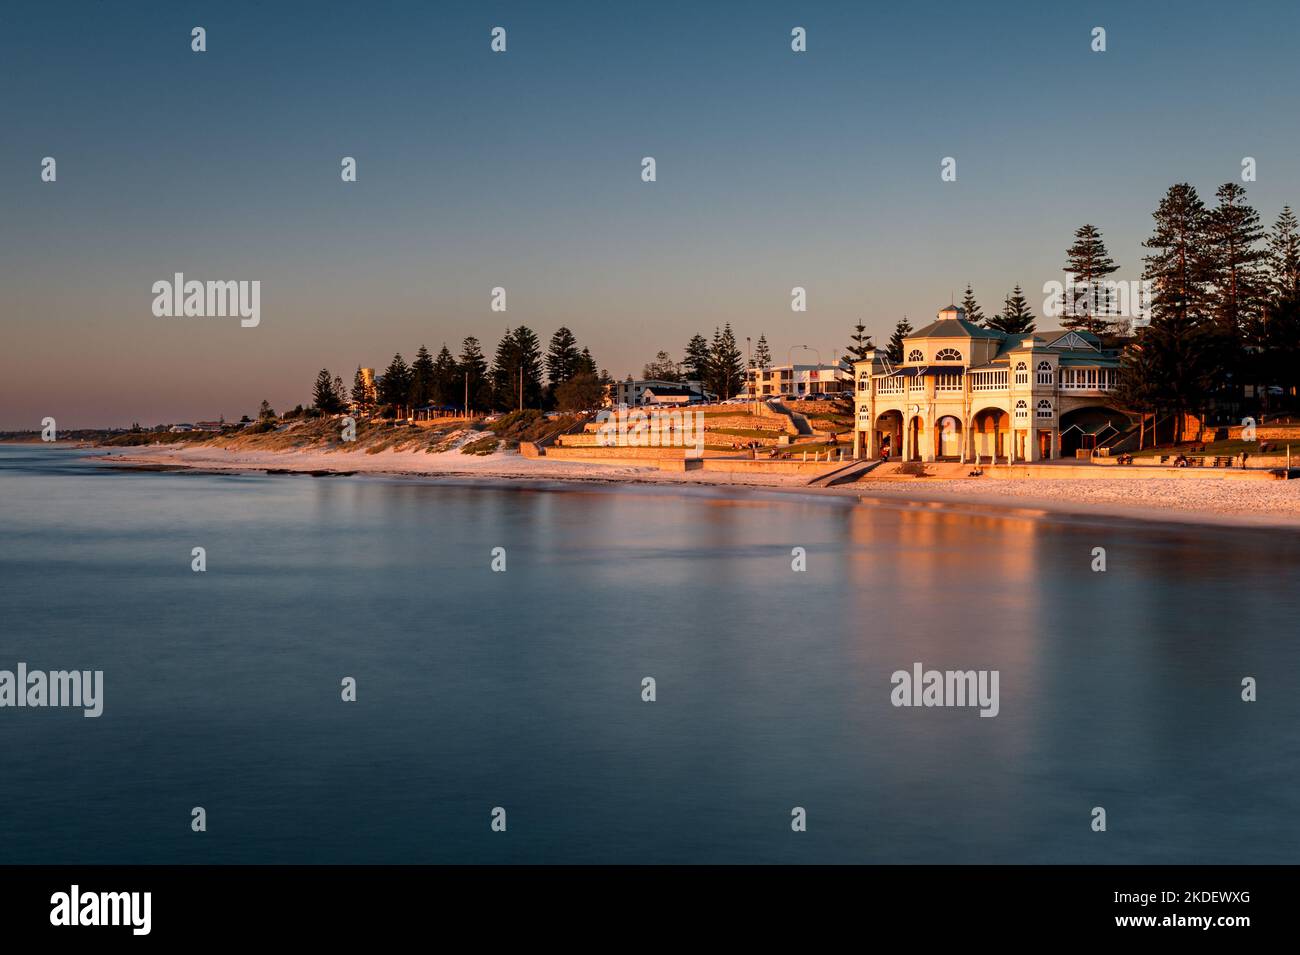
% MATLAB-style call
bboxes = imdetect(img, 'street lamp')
[746,337,755,415]
[787,344,822,399]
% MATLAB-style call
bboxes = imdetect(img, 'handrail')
[534,413,591,450]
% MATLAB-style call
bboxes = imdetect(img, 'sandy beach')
[88,442,1300,530]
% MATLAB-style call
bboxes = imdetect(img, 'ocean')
[1,444,1297,863]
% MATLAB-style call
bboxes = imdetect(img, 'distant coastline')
[65,436,1300,532]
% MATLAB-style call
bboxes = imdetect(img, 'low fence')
[981,463,1280,481]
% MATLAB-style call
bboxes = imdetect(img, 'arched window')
[935,348,962,362]
[1014,361,1029,385]
[1036,399,1053,419]
[907,349,924,363]
[1036,361,1052,385]
[1015,399,1029,420]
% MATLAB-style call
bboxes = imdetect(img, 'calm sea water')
[1,444,1298,864]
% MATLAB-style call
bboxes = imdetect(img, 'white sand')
[846,478,1300,529]
[91,444,1300,529]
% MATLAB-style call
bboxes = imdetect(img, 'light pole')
[746,337,754,415]
[787,344,822,400]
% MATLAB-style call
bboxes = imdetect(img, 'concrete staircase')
[805,458,886,487]
[766,400,814,437]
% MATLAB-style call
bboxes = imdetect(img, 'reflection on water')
[1,446,1297,863]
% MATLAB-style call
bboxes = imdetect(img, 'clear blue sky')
[3,0,1298,427]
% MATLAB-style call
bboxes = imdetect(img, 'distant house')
[607,378,706,407]
[640,386,699,406]
[746,363,852,399]
[193,421,224,432]
[167,423,194,433]
[412,404,461,422]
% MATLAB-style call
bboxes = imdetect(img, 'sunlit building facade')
[852,306,1128,463]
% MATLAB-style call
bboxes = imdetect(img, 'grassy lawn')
[708,427,783,438]
[1130,439,1287,459]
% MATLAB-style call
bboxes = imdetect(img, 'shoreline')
[79,443,1300,531]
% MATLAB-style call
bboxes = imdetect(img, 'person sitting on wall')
[1175,454,1189,467]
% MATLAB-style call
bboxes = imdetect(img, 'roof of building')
[641,386,698,397]
[910,316,1004,340]
[1058,355,1121,367]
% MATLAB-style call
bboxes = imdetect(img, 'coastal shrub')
[486,410,583,448]
[101,430,212,447]
[461,435,499,455]
[487,409,545,435]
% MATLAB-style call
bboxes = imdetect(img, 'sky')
[3,0,1299,428]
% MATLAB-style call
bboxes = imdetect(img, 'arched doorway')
[935,415,963,459]
[907,416,925,462]
[1059,406,1130,458]
[875,410,903,459]
[972,408,1008,462]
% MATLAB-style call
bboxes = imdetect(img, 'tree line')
[309,181,1300,428]
[636,324,747,399]
[311,316,880,417]
[310,327,609,418]
[637,322,877,400]
[1115,184,1299,438]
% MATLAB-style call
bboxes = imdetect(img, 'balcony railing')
[870,367,1116,397]
[1059,368,1117,391]
[971,371,1008,392]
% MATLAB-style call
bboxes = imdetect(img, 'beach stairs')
[805,458,885,487]
[1097,423,1141,455]
[518,416,592,459]
[766,400,814,437]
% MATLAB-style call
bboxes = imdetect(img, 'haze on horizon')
[2,0,1298,428]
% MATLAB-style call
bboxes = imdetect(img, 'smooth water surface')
[1,445,1297,863]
